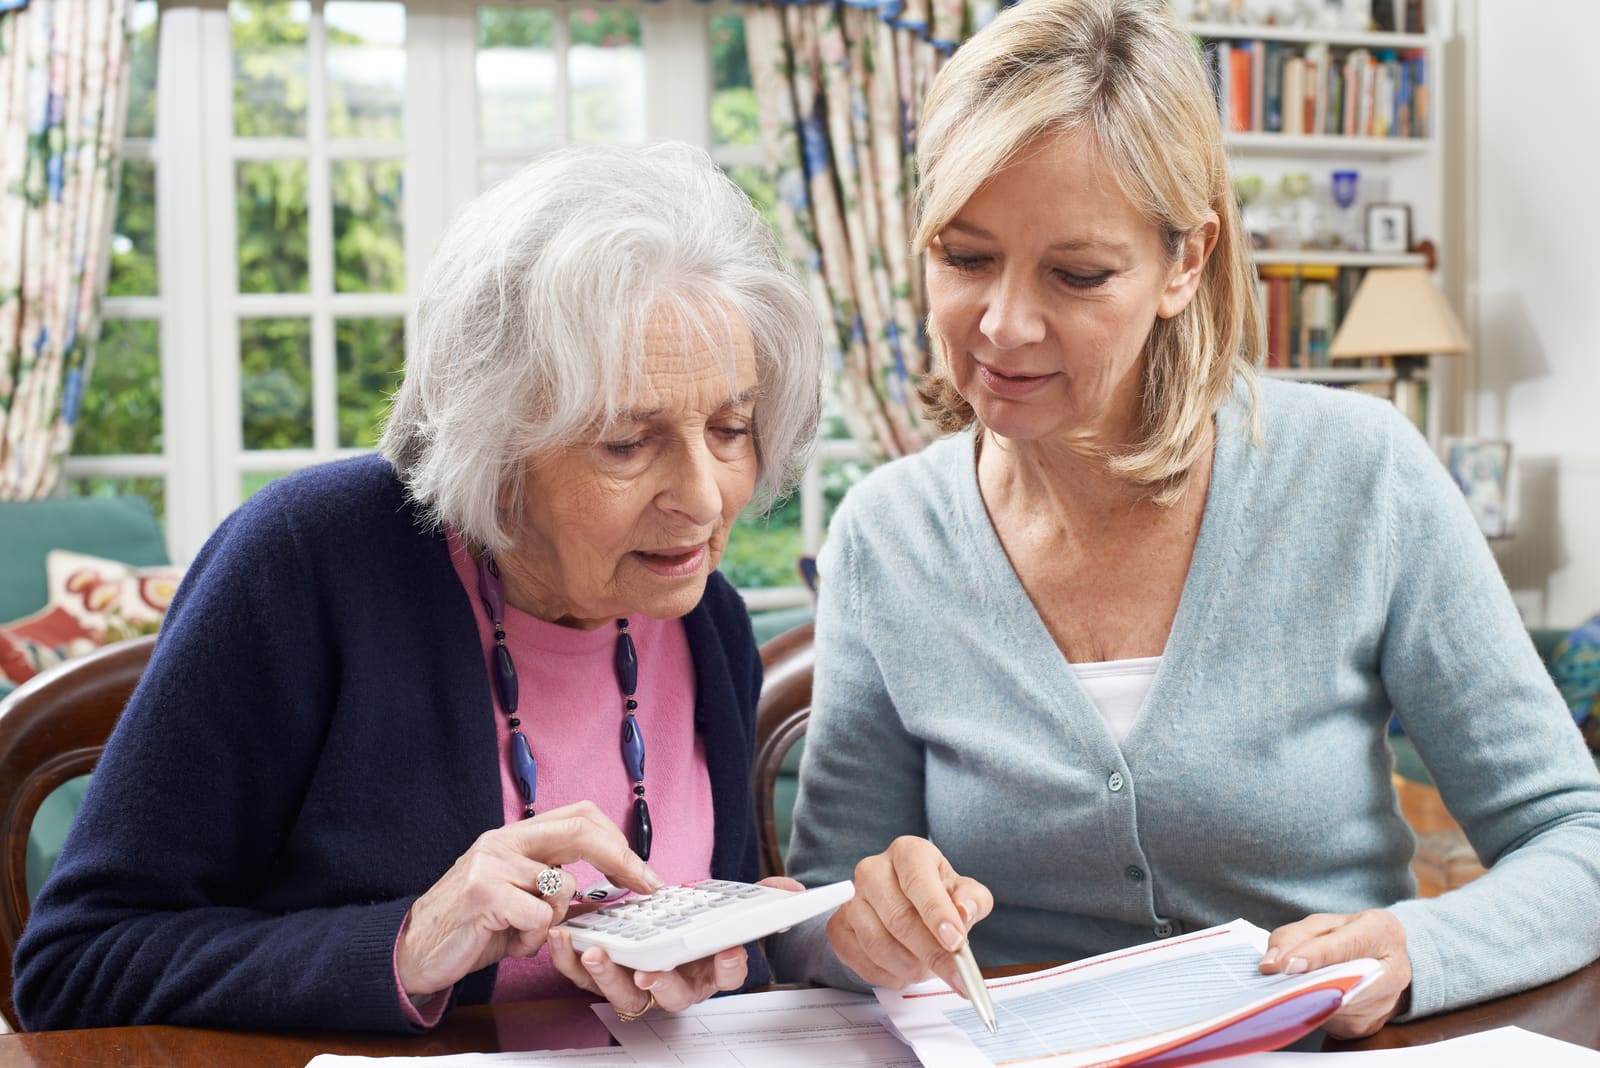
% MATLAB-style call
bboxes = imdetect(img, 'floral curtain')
[0,0,131,500]
[743,0,1000,459]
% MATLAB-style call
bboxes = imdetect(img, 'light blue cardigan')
[771,377,1600,1018]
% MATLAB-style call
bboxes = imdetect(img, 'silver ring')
[536,867,564,899]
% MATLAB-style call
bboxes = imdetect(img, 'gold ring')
[614,991,656,1023]
[535,867,564,899]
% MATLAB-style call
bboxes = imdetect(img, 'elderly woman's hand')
[825,836,994,993]
[547,875,805,1017]
[1258,909,1413,1038]
[396,801,661,999]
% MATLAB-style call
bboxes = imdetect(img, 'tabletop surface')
[3,959,1598,1067]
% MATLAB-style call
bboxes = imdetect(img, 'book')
[876,919,1382,1068]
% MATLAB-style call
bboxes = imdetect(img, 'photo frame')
[1365,203,1412,254]
[1443,438,1512,538]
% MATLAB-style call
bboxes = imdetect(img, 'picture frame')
[1443,438,1512,538]
[1365,203,1412,254]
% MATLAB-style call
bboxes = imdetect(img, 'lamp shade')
[1328,267,1471,359]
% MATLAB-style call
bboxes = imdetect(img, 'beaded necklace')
[474,554,653,860]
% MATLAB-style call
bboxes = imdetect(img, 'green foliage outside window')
[75,3,867,589]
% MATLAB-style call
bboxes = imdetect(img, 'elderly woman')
[770,0,1600,1039]
[15,142,821,1032]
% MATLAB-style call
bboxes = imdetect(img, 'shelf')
[1264,367,1407,383]
[1252,250,1428,268]
[1184,22,1432,48]
[1224,132,1434,158]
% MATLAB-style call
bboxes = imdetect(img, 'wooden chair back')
[0,635,154,1031]
[753,622,814,879]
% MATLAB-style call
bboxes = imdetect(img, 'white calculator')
[558,878,855,972]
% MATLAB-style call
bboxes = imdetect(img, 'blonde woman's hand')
[1259,909,1412,1038]
[396,801,662,998]
[825,836,993,994]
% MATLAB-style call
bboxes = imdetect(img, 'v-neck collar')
[952,376,1254,757]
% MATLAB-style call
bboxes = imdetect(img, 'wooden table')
[3,960,1598,1067]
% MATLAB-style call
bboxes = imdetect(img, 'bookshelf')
[1183,15,1453,440]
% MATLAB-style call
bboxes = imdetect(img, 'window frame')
[65,0,855,609]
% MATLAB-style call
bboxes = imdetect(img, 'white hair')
[380,142,824,552]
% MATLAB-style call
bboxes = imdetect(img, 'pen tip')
[986,1018,998,1035]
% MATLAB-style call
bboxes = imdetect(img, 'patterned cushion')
[1551,614,1600,752]
[45,549,183,642]
[0,605,102,687]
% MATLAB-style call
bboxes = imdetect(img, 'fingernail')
[1285,957,1309,975]
[583,952,606,972]
[644,868,665,891]
[939,922,964,952]
[1261,947,1280,966]
[957,898,979,927]
[637,975,655,989]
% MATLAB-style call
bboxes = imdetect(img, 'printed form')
[596,986,920,1067]
[876,919,1379,1067]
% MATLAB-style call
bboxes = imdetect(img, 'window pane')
[570,8,643,144]
[125,0,159,139]
[240,318,312,449]
[711,16,755,148]
[231,0,310,137]
[326,1,405,140]
[336,317,404,447]
[237,160,310,294]
[73,319,162,455]
[68,477,166,521]
[477,8,556,148]
[332,159,404,293]
[108,159,158,298]
[723,496,803,590]
[821,457,870,527]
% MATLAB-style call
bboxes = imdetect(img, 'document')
[1226,1026,1600,1066]
[597,986,921,1067]
[875,918,1381,1068]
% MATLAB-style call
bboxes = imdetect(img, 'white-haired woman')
[16,142,823,1033]
[771,0,1600,1040]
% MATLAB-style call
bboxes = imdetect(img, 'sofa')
[0,495,170,899]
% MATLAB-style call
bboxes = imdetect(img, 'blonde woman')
[772,0,1600,1038]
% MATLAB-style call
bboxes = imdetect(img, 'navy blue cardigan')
[13,456,769,1032]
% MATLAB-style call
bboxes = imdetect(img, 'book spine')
[1229,44,1252,132]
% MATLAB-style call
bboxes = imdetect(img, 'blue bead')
[492,644,518,713]
[512,730,538,806]
[632,797,652,861]
[614,632,637,695]
[621,714,646,782]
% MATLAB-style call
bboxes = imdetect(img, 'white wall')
[1467,0,1600,627]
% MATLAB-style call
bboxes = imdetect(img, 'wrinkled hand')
[548,875,805,1017]
[1259,909,1412,1038]
[825,836,995,995]
[397,801,662,998]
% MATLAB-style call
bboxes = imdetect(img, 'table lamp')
[1328,267,1471,380]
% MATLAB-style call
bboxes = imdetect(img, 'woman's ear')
[1157,213,1220,320]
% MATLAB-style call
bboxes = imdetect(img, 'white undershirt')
[1070,656,1162,745]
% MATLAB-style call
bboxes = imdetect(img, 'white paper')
[596,986,920,1067]
[1219,1026,1600,1065]
[306,1048,640,1067]
[875,918,1381,1068]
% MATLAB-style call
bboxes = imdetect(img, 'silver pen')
[952,939,998,1034]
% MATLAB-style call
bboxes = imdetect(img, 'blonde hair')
[914,0,1260,503]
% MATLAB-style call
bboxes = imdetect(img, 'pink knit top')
[398,531,714,1022]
